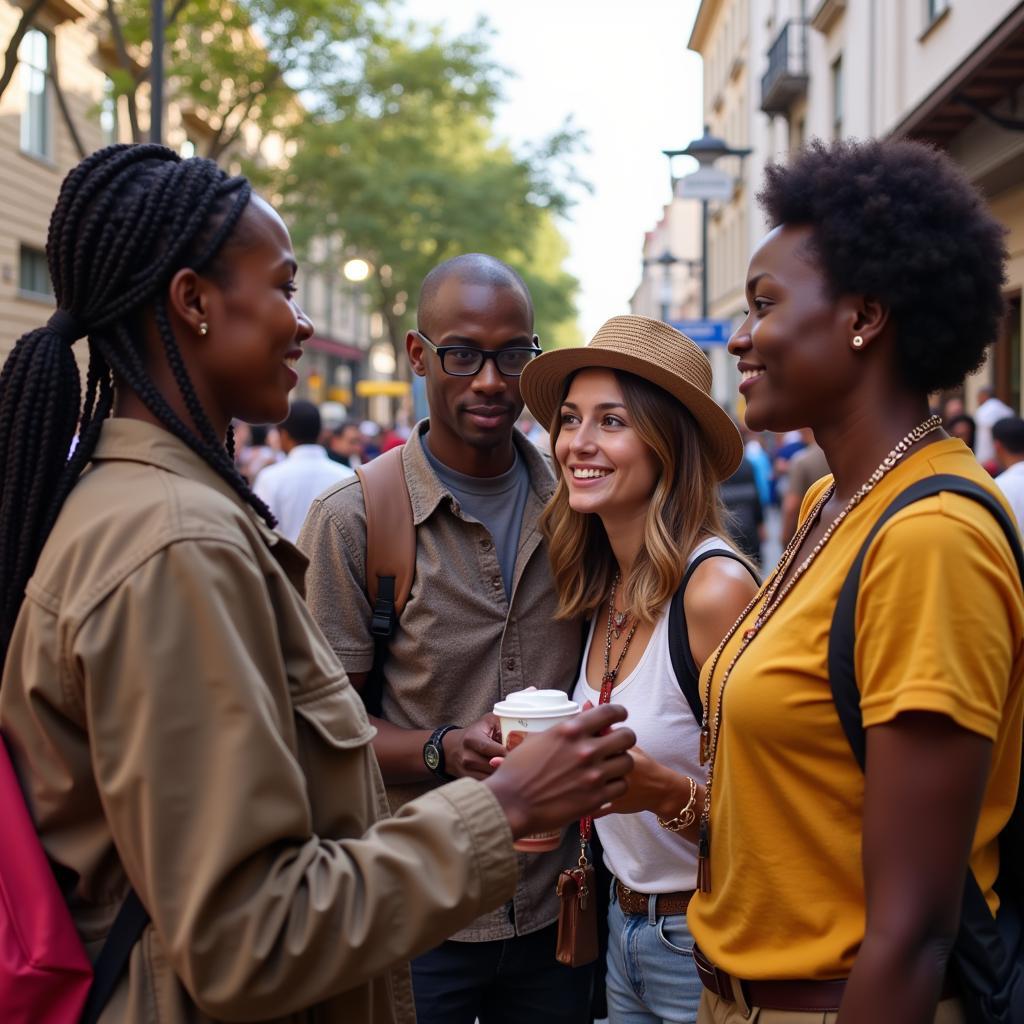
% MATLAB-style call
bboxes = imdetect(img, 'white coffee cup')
[492,689,581,853]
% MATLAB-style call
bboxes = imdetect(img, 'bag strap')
[669,548,761,726]
[828,474,1024,771]
[356,447,416,628]
[79,888,150,1024]
[355,448,415,716]
[827,475,1024,1016]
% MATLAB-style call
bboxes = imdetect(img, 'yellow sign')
[356,380,411,397]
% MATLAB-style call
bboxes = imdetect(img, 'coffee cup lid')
[492,689,580,719]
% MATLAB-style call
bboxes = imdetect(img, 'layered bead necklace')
[694,414,943,893]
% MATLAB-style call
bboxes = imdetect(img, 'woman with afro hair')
[685,138,1023,1024]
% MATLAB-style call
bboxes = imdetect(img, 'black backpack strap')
[363,575,396,717]
[828,474,1024,771]
[79,888,150,1024]
[356,449,415,717]
[827,475,1024,1021]
[669,547,761,726]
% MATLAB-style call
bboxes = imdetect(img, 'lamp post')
[642,248,702,324]
[663,125,751,319]
[151,0,163,144]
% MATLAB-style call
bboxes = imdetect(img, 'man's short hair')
[993,415,1024,455]
[417,253,533,336]
[333,418,362,438]
[281,400,321,445]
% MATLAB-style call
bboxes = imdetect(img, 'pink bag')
[0,734,93,1023]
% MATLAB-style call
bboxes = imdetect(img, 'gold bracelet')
[656,775,698,832]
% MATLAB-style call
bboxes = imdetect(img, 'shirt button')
[491,575,502,589]
[505,658,516,671]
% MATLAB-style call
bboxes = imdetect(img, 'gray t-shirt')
[422,436,531,597]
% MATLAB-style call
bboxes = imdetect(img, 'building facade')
[630,197,702,324]
[0,0,374,418]
[687,0,1024,412]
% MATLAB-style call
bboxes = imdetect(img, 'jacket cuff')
[423,778,518,908]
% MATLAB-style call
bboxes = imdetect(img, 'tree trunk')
[105,0,142,142]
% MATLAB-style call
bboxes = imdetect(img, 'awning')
[891,6,1024,146]
[306,335,366,362]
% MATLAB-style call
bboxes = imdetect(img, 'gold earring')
[199,322,209,337]
[851,335,864,349]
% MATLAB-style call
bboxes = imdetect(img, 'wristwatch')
[423,724,459,782]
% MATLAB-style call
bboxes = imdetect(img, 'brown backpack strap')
[356,447,415,626]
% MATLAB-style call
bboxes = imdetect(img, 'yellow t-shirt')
[686,439,1024,980]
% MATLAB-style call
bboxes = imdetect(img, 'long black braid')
[0,143,277,658]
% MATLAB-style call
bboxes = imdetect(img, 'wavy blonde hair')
[540,369,731,624]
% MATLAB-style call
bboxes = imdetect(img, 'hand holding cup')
[484,695,635,847]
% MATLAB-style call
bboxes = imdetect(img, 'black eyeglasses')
[414,330,541,378]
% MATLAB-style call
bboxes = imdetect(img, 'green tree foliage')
[108,0,382,159]
[271,20,585,348]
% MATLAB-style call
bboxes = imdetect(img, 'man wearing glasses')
[299,254,591,1024]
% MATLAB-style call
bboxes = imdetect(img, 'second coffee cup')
[492,688,581,853]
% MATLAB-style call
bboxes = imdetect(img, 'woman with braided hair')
[0,144,637,1024]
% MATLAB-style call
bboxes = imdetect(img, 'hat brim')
[520,347,743,481]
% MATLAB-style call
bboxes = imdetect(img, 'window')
[926,0,950,27]
[19,29,51,159]
[19,246,53,299]
[831,56,844,138]
[100,78,119,146]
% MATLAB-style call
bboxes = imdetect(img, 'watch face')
[424,745,441,771]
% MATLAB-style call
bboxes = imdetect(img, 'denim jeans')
[410,921,594,1024]
[605,883,702,1024]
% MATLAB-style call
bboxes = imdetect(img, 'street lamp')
[343,258,372,283]
[642,249,702,324]
[664,125,751,319]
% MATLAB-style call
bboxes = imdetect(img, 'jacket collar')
[402,419,557,527]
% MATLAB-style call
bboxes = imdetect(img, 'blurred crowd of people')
[236,389,1024,571]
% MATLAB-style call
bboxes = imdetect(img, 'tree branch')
[48,58,86,159]
[105,0,141,141]
[204,65,280,161]
[206,84,268,161]
[0,0,47,102]
[165,0,190,31]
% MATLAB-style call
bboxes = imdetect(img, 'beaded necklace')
[694,414,943,893]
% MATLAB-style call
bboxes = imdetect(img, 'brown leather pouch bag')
[555,863,598,967]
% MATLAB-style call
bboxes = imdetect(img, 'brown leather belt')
[615,880,694,917]
[693,945,845,1012]
[693,945,956,1013]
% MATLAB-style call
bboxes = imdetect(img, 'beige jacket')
[0,418,518,1024]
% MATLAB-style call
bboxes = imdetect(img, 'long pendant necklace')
[580,574,641,851]
[600,573,639,703]
[694,414,942,893]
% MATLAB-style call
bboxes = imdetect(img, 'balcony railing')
[761,19,809,116]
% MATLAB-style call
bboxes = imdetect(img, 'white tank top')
[571,536,732,893]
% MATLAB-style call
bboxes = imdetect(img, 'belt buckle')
[692,946,728,999]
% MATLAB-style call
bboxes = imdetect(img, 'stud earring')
[851,335,864,349]
[198,322,209,337]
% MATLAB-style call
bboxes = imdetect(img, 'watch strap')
[424,723,458,781]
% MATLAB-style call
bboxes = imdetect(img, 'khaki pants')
[697,989,966,1024]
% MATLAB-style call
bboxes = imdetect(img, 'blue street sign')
[669,319,733,345]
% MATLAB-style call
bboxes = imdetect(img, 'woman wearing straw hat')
[520,315,760,1024]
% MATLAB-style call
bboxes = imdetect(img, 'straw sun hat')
[520,315,743,481]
